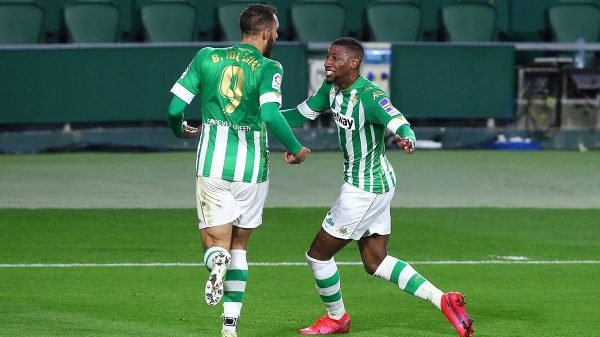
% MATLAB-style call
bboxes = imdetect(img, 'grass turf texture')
[1,208,599,336]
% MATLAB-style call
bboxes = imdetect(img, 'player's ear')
[263,27,271,41]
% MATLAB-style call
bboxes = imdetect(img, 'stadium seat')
[441,0,496,42]
[0,1,44,44]
[366,0,421,42]
[548,2,600,42]
[290,0,345,42]
[140,0,196,42]
[218,1,249,41]
[63,1,120,43]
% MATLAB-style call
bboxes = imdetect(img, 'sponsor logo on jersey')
[378,98,401,116]
[206,118,252,132]
[332,109,355,130]
[272,73,282,91]
[372,90,384,100]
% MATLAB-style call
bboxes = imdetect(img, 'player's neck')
[240,36,265,55]
[337,73,360,91]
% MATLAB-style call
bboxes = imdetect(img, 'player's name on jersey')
[206,118,252,132]
[211,51,259,71]
[332,109,356,130]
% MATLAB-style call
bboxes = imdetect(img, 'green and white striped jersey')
[297,75,410,194]
[171,44,283,183]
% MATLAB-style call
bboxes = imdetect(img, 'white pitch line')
[0,260,599,268]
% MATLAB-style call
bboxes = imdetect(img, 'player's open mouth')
[325,69,334,77]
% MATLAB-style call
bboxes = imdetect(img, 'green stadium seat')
[441,1,496,42]
[140,0,196,42]
[0,1,44,44]
[218,1,249,41]
[366,0,421,42]
[290,0,345,42]
[63,1,120,43]
[548,2,600,42]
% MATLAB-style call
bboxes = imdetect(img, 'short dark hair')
[331,37,364,58]
[240,3,278,36]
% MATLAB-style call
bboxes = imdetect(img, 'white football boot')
[205,252,231,306]
[221,316,238,337]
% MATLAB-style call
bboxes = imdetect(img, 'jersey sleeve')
[258,60,283,108]
[362,89,410,133]
[297,80,332,120]
[170,48,210,104]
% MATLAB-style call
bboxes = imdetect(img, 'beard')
[263,36,276,58]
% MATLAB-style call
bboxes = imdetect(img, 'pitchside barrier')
[1,42,600,151]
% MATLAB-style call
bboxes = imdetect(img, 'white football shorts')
[196,176,269,229]
[322,182,395,240]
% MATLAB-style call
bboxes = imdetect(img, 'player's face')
[263,14,279,58]
[324,44,354,85]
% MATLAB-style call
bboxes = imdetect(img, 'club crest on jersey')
[332,109,355,130]
[378,98,401,116]
[272,73,282,90]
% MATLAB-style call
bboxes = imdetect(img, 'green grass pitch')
[1,208,599,336]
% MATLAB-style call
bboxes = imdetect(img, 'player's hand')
[395,135,415,154]
[180,121,201,139]
[284,147,310,164]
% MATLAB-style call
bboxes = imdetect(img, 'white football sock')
[374,255,444,310]
[305,252,346,320]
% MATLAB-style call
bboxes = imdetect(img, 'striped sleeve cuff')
[259,92,282,107]
[386,117,410,133]
[170,82,195,104]
[297,101,319,120]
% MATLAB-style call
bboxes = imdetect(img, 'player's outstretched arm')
[280,107,309,128]
[168,96,201,139]
[395,124,416,154]
[261,102,310,164]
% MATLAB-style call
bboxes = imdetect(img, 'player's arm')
[364,91,416,154]
[261,102,302,155]
[279,107,307,128]
[260,61,309,163]
[281,80,332,128]
[167,49,206,139]
[394,125,416,154]
[168,97,199,138]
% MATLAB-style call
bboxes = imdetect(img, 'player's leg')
[300,229,351,335]
[358,192,474,337]
[197,177,241,307]
[361,235,474,337]
[220,227,251,337]
[359,233,445,305]
[300,183,377,335]
[219,180,268,337]
[201,226,234,307]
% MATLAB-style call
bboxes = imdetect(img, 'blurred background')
[1,0,600,153]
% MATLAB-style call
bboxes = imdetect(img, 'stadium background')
[1,0,600,336]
